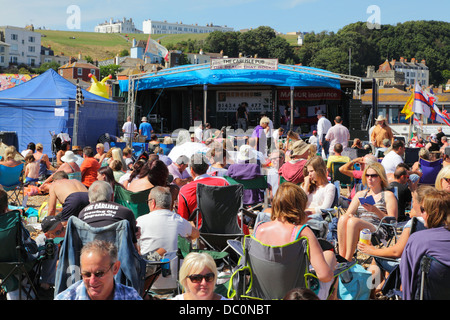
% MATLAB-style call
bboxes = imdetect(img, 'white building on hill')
[0,25,41,67]
[142,19,233,34]
[95,17,142,34]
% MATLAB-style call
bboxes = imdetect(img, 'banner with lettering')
[217,90,272,113]
[211,58,278,70]
[278,88,341,101]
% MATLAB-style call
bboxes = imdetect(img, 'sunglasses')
[443,177,450,183]
[365,174,379,178]
[81,264,114,279]
[186,272,215,283]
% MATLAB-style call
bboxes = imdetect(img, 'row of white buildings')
[94,17,233,35]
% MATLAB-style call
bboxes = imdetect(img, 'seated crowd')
[1,121,450,301]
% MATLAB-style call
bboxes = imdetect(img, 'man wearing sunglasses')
[55,240,142,300]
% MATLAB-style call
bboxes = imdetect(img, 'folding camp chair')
[54,216,147,297]
[0,163,24,206]
[0,210,40,300]
[223,175,269,224]
[227,235,355,300]
[416,254,450,300]
[113,185,151,219]
[330,162,354,190]
[189,183,245,265]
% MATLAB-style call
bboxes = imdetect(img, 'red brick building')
[58,57,100,82]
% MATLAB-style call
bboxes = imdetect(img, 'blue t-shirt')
[139,122,153,138]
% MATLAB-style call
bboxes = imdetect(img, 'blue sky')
[1,0,449,34]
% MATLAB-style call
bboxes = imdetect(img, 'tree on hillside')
[203,31,240,57]
[100,64,122,79]
[34,61,61,74]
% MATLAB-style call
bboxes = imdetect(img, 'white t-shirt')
[317,117,332,141]
[381,151,403,174]
[122,121,137,140]
[305,183,336,214]
[136,209,193,290]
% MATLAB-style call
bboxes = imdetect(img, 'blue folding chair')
[0,163,24,205]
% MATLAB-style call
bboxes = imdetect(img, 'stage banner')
[211,58,278,70]
[217,90,272,113]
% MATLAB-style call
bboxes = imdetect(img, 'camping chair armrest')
[241,208,258,220]
[227,239,244,257]
[188,208,200,222]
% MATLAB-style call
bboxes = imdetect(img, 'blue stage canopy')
[119,64,342,92]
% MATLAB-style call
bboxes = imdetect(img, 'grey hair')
[149,186,172,209]
[88,180,113,203]
[81,240,118,264]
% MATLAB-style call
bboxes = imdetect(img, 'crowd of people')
[1,111,449,301]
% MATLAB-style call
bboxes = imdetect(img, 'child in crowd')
[24,154,40,184]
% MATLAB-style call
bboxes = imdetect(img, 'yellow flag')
[401,93,414,120]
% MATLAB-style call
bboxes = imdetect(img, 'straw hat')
[61,151,78,163]
[72,145,83,151]
[375,115,387,122]
[291,139,310,156]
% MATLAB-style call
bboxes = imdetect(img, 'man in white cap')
[370,115,394,148]
[168,155,193,187]
[139,116,154,142]
[316,110,332,159]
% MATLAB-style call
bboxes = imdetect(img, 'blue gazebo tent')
[0,69,118,155]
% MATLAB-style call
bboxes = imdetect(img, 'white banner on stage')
[216,90,272,113]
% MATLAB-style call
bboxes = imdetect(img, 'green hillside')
[37,29,298,62]
[38,30,214,61]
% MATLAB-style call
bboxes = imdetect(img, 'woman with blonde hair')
[435,165,450,193]
[94,143,106,163]
[172,252,227,300]
[337,162,398,261]
[253,182,337,300]
[302,155,336,214]
[0,145,22,167]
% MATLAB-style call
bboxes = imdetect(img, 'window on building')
[28,36,35,43]
[28,46,35,52]
[77,68,83,76]
[11,34,18,40]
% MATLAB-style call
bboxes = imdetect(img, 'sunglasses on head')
[81,264,114,279]
[186,272,215,283]
[365,173,379,178]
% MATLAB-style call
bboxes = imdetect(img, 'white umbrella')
[168,142,209,163]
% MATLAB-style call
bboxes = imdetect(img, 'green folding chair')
[113,185,151,218]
